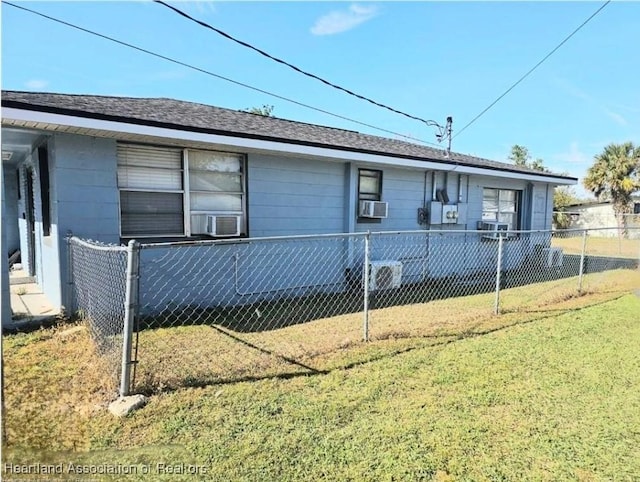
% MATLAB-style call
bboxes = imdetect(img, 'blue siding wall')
[359,172,553,279]
[54,134,120,243]
[53,134,120,310]
[14,131,558,314]
[354,166,425,233]
[532,183,553,230]
[248,154,345,236]
[137,237,359,316]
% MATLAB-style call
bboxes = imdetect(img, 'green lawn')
[552,233,640,258]
[3,293,640,481]
[131,269,640,394]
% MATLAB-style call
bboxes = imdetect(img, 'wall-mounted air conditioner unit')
[369,260,402,291]
[206,214,242,237]
[190,213,241,237]
[480,221,510,239]
[359,200,388,219]
[543,247,563,267]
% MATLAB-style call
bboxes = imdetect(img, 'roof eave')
[1,102,577,185]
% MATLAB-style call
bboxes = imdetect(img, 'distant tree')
[553,185,580,229]
[530,158,546,172]
[583,142,640,235]
[508,144,530,167]
[242,104,274,116]
[508,145,547,172]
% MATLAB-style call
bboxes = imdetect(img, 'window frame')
[357,168,383,223]
[117,143,247,239]
[482,187,522,231]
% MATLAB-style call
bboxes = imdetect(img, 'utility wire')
[3,1,442,148]
[154,0,445,130]
[454,0,611,139]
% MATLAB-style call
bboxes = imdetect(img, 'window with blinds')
[118,144,185,237]
[117,143,246,238]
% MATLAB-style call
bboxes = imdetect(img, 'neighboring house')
[1,91,576,321]
[560,198,640,236]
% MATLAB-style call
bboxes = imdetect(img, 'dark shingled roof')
[2,90,575,180]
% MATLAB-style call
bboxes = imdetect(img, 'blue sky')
[2,1,639,198]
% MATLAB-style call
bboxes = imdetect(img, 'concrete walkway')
[7,269,59,329]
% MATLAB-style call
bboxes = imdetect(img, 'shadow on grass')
[134,291,630,397]
[136,257,638,336]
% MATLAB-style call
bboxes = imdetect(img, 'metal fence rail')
[67,228,640,397]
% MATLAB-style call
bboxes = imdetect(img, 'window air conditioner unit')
[480,221,510,239]
[359,200,388,219]
[206,214,242,237]
[369,260,402,291]
[543,247,563,268]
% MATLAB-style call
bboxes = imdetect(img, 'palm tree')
[583,142,640,236]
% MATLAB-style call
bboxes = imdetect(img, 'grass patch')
[3,289,640,479]
[2,323,116,451]
[127,269,640,393]
[553,233,639,258]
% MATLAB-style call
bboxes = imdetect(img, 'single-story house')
[1,90,576,322]
[558,198,640,235]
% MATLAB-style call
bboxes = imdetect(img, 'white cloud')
[311,4,378,36]
[25,79,49,90]
[604,109,628,127]
[553,141,589,166]
[554,77,631,128]
[190,0,216,16]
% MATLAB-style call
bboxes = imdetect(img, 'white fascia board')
[2,107,576,185]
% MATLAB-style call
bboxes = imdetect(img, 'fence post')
[494,235,503,315]
[120,239,140,398]
[577,229,588,293]
[363,232,370,342]
[65,232,74,315]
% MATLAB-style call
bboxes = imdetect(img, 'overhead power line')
[154,0,449,135]
[3,1,442,147]
[454,0,611,140]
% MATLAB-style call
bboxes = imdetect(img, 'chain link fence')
[67,237,128,384]
[67,228,640,396]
